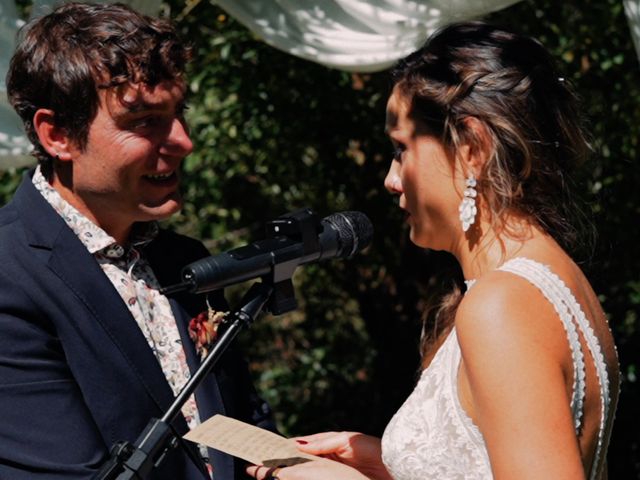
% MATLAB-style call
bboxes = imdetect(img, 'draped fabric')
[0,0,31,167]
[213,0,521,73]
[625,1,640,64]
[1,0,639,169]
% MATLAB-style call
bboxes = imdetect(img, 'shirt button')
[105,245,125,258]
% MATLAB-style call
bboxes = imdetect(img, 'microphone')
[166,210,373,295]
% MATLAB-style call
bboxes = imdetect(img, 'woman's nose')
[384,163,402,194]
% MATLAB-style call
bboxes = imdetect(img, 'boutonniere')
[189,302,227,361]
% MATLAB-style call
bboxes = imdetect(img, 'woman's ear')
[32,109,73,161]
[461,116,492,175]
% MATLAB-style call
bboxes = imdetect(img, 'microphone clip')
[265,207,321,256]
[264,208,321,315]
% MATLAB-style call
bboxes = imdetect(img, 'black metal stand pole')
[93,281,274,480]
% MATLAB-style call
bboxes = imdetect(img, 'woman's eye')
[392,145,405,161]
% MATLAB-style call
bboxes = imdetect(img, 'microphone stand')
[93,281,274,480]
[94,209,319,479]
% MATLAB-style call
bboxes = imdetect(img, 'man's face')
[56,80,193,241]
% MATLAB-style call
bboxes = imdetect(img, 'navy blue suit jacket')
[0,174,273,479]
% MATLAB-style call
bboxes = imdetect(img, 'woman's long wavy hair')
[390,22,595,366]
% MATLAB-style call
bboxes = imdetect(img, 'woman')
[248,22,619,480]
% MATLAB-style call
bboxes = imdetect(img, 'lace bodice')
[381,257,613,480]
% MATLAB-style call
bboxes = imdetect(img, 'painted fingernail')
[295,440,308,444]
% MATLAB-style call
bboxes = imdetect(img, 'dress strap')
[498,259,586,431]
[498,258,610,480]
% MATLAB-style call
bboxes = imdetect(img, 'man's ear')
[460,116,492,175]
[32,109,74,161]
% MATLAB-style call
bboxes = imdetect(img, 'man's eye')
[133,116,159,129]
[132,114,177,131]
[174,103,191,120]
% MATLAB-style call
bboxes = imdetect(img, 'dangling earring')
[459,175,477,232]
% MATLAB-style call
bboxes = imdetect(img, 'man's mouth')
[143,171,178,185]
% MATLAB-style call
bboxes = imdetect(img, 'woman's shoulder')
[458,260,556,322]
[458,250,587,322]
[455,257,575,365]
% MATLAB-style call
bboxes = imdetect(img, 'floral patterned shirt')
[32,167,212,475]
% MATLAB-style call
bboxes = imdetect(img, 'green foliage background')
[1,0,639,477]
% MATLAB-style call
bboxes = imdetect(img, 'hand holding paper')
[184,414,318,467]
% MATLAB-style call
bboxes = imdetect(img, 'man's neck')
[48,171,133,245]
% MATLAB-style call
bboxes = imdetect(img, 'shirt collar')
[32,166,158,255]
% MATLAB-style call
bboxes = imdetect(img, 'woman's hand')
[246,458,370,480]
[245,431,393,480]
[294,431,390,479]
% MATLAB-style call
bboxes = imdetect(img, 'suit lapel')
[145,233,228,424]
[15,175,233,479]
[171,299,226,418]
[149,236,234,479]
[172,302,236,479]
[48,230,179,413]
[15,175,182,420]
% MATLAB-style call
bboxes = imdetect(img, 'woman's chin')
[408,228,430,249]
[409,223,447,250]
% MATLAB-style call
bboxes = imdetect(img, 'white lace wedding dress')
[381,258,615,480]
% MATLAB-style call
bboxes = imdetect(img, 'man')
[0,3,272,478]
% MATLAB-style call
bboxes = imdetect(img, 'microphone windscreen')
[323,211,373,258]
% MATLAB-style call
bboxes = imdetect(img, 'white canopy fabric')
[625,0,640,64]
[0,0,30,167]
[213,0,521,73]
[1,0,640,169]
